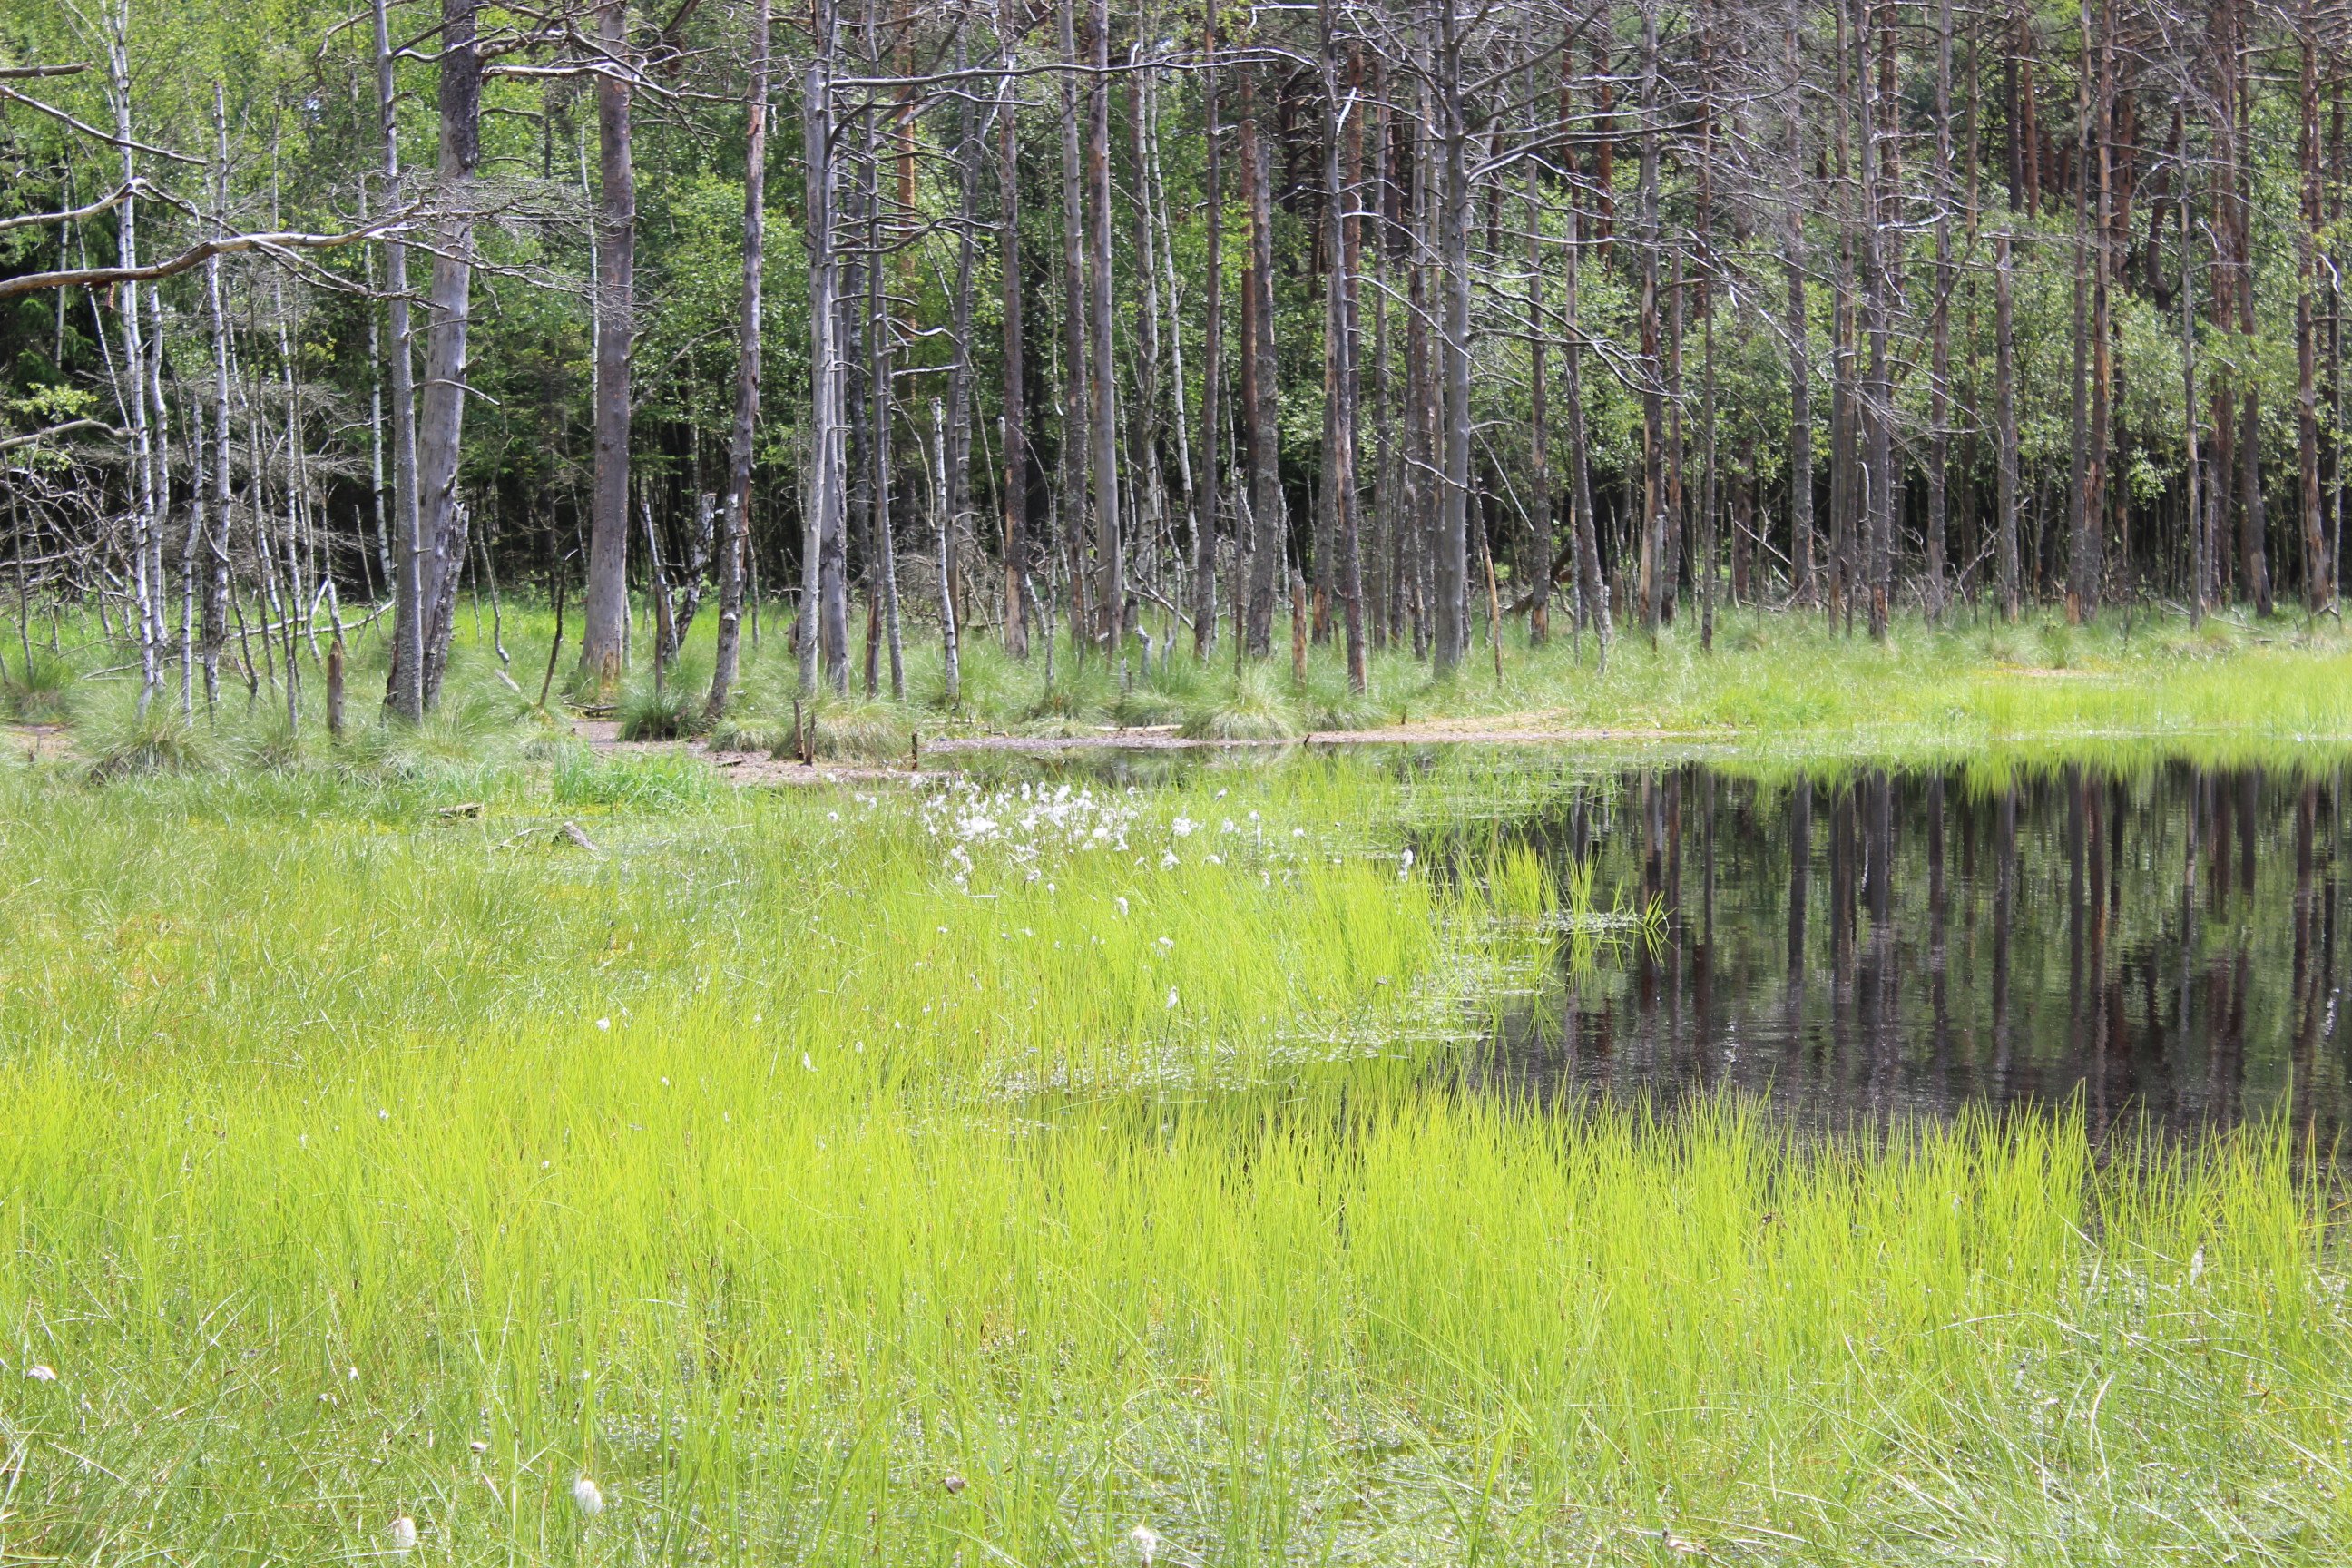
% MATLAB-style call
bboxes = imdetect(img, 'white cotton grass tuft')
[1130,1524,1161,1564]
[387,1514,419,1555]
[571,1475,604,1516]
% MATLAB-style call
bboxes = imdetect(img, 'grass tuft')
[2,644,78,720]
[1180,665,1302,739]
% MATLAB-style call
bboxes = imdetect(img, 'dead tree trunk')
[1432,0,1472,675]
[1996,226,2022,621]
[943,24,987,703]
[1926,0,1954,621]
[414,0,480,708]
[706,0,767,723]
[1193,0,1222,658]
[1637,0,1665,639]
[1241,70,1281,659]
[998,0,1032,659]
[1524,65,1552,647]
[1784,5,1814,608]
[2298,0,2331,611]
[1055,0,1091,652]
[799,0,847,694]
[580,0,637,684]
[374,0,425,718]
[1564,201,1608,668]
[1327,17,1366,691]
[1083,0,1122,653]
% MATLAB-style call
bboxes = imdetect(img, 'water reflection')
[1476,761,2349,1141]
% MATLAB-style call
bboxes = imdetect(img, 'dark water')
[1465,760,2352,1142]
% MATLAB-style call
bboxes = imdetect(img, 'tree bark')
[2298,0,2332,611]
[580,0,636,684]
[1241,70,1282,659]
[373,0,425,719]
[1637,0,1664,638]
[1926,0,1954,622]
[1564,200,1608,668]
[1784,6,1813,609]
[706,0,767,724]
[799,0,847,694]
[1996,227,2022,621]
[1432,0,1472,675]
[998,0,1032,659]
[1524,60,1552,647]
[1328,21,1366,691]
[1055,0,1091,652]
[412,0,479,709]
[1193,0,1222,659]
[1083,0,1121,653]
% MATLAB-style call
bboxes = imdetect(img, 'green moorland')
[3,618,2352,1563]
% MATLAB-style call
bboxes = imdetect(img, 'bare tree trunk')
[1637,0,1664,639]
[2085,0,2112,622]
[799,0,846,694]
[2298,0,2332,612]
[1862,0,1894,642]
[103,8,159,714]
[1926,0,1954,622]
[1524,69,1552,647]
[1054,0,1091,655]
[1192,0,1221,657]
[1328,19,1366,691]
[1432,0,1472,675]
[373,0,424,718]
[1784,5,1813,608]
[944,23,986,704]
[414,0,480,709]
[1083,0,1122,654]
[1241,71,1281,659]
[1405,56,1433,661]
[580,0,636,684]
[859,20,903,701]
[1695,7,1717,651]
[998,0,1033,660]
[202,80,233,711]
[2182,166,2204,622]
[2224,0,2270,612]
[1564,201,1608,668]
[707,0,768,723]
[1996,226,2022,621]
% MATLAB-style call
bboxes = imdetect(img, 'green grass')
[574,594,2352,765]
[2,742,2350,1563]
[17,596,2352,773]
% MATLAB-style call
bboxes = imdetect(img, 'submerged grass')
[1,749,2348,1563]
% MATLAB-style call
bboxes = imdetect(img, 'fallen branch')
[0,214,425,303]
[0,417,116,452]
